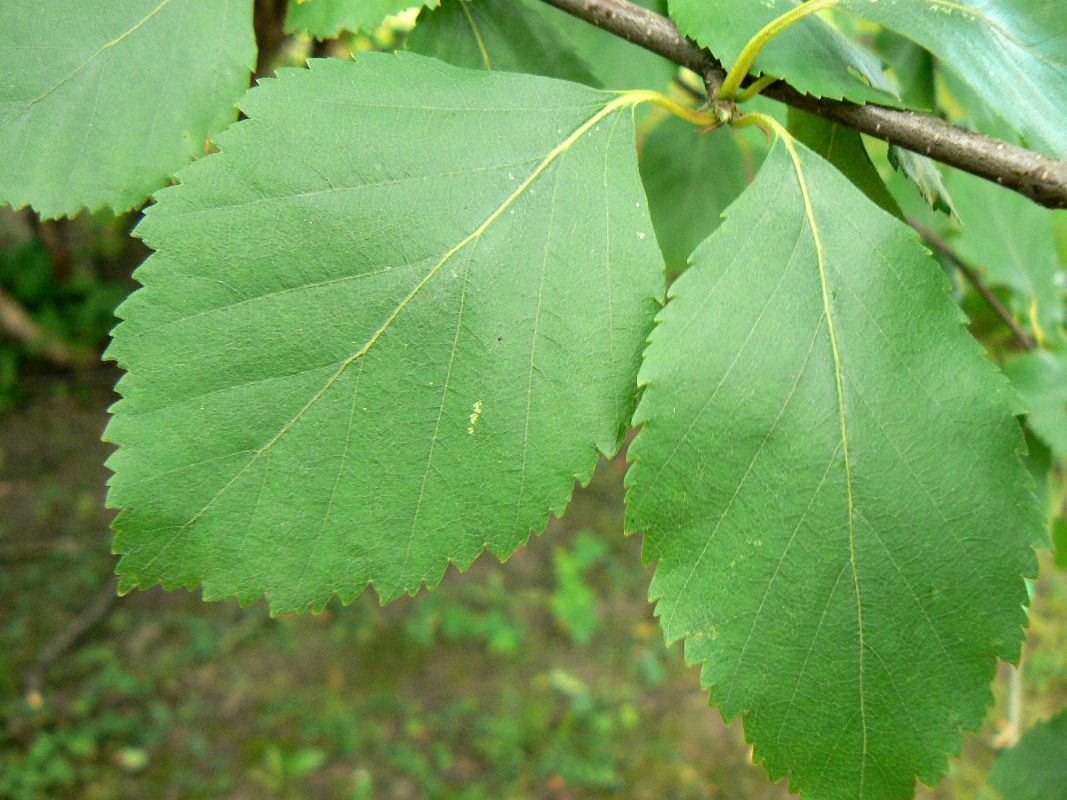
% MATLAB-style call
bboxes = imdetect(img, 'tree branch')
[540,0,1067,210]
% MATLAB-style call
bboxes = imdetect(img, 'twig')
[908,218,1037,351]
[539,0,1067,210]
[23,576,119,703]
[0,286,92,368]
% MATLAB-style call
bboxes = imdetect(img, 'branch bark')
[540,0,1067,210]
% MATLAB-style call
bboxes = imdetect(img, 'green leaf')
[0,0,256,218]
[667,0,896,104]
[1054,519,1067,570]
[105,54,664,613]
[406,0,599,84]
[989,710,1067,800]
[625,134,1040,800]
[546,0,676,92]
[839,0,1067,160]
[787,108,902,219]
[1004,351,1067,462]
[285,0,432,38]
[408,0,675,92]
[886,142,954,217]
[945,170,1062,342]
[873,29,935,111]
[1023,425,1053,499]
[640,119,757,277]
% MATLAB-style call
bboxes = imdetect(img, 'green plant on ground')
[3,0,1067,798]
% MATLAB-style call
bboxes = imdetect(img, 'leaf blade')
[105,54,664,613]
[626,133,1040,800]
[406,0,600,84]
[990,711,1067,800]
[0,0,255,217]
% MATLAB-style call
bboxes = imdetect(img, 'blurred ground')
[0,370,1064,799]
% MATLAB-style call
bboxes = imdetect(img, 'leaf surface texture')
[407,0,675,91]
[106,54,664,612]
[0,0,255,217]
[626,135,1040,800]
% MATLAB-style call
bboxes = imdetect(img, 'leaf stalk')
[719,0,840,101]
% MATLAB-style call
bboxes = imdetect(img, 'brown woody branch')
[539,0,1067,210]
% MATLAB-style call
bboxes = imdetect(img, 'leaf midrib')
[781,137,871,795]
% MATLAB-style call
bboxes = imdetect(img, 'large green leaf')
[667,0,895,104]
[989,710,1067,800]
[285,0,433,38]
[1004,351,1067,462]
[105,54,664,613]
[945,170,1062,343]
[0,0,255,218]
[626,134,1040,799]
[406,0,599,84]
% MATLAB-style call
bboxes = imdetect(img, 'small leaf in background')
[0,0,256,218]
[640,119,756,277]
[285,0,435,38]
[105,54,664,613]
[667,0,897,105]
[406,0,599,85]
[626,134,1041,800]
[885,143,954,217]
[873,29,936,111]
[989,710,1067,800]
[945,170,1062,343]
[1004,351,1067,462]
[545,0,676,92]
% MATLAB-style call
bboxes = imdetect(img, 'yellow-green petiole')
[735,74,780,104]
[612,89,795,139]
[718,0,840,102]
[609,89,719,128]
